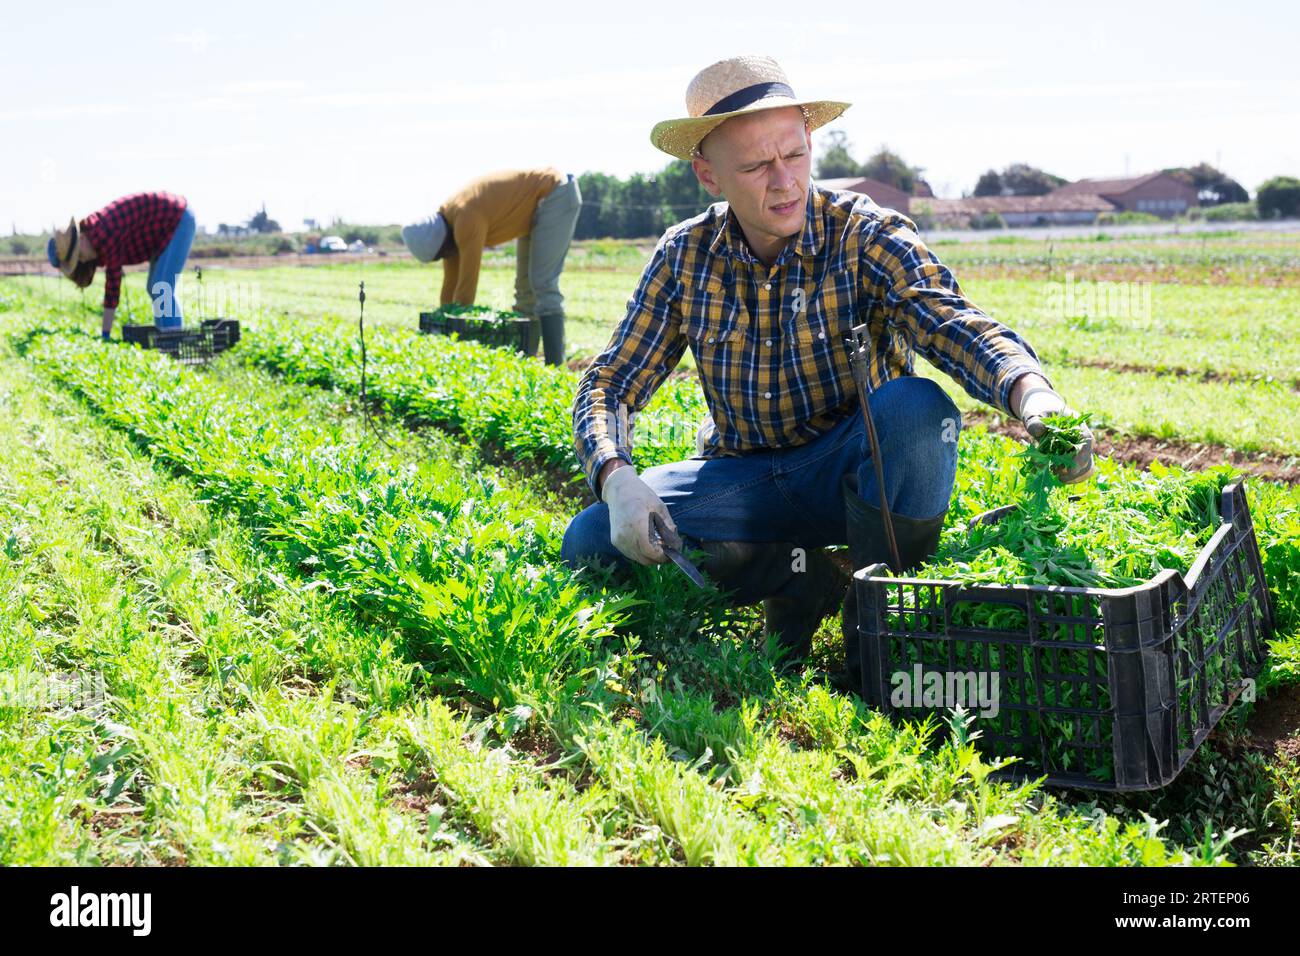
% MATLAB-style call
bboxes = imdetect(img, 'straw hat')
[46,217,82,278]
[650,56,851,161]
[46,216,97,287]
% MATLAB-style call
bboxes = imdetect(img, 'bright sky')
[4,0,1298,234]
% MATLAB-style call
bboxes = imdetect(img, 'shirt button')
[707,335,715,343]
[818,331,826,339]
[764,338,772,347]
[763,282,772,291]
[763,391,772,399]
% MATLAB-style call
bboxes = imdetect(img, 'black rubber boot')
[538,312,566,366]
[695,540,848,673]
[838,473,947,695]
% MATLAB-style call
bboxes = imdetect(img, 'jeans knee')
[560,503,609,570]
[907,377,961,430]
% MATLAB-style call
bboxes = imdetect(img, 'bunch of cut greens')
[436,303,526,324]
[1017,411,1092,509]
[921,410,1233,591]
[921,462,1235,591]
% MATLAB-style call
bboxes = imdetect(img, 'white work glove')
[602,464,680,565]
[694,416,714,457]
[1017,386,1096,485]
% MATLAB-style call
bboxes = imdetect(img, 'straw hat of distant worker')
[650,55,851,160]
[47,217,97,288]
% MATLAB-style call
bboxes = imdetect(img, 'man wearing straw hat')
[401,168,582,366]
[562,55,1093,684]
[47,191,195,340]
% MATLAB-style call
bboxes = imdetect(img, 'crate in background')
[121,323,156,348]
[152,328,216,366]
[418,306,539,356]
[201,319,241,352]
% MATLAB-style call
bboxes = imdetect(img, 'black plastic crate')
[417,306,539,356]
[852,481,1273,791]
[201,318,241,352]
[121,323,156,347]
[418,311,449,335]
[153,328,215,366]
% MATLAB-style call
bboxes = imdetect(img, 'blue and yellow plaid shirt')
[573,184,1048,496]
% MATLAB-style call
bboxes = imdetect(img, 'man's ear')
[692,154,723,198]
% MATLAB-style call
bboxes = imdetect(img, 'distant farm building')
[818,176,911,215]
[910,193,1116,227]
[826,169,1199,228]
[1051,171,1198,218]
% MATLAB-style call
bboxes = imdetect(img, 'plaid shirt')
[572,184,1049,497]
[80,192,188,310]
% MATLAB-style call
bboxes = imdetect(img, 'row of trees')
[973,164,1067,196]
[813,132,931,194]
[574,161,716,240]
[1256,177,1300,218]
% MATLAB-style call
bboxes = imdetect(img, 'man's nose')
[768,159,796,193]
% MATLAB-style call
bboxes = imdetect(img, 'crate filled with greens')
[418,304,539,355]
[851,427,1274,792]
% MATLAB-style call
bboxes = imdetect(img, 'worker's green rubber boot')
[837,473,947,695]
[538,312,566,366]
[695,540,848,674]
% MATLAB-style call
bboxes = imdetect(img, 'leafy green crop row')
[241,317,707,484]
[21,329,633,710]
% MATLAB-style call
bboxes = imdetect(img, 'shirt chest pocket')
[681,276,748,351]
[794,267,856,353]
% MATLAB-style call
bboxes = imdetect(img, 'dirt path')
[963,410,1299,484]
[1249,683,1300,762]
[1062,357,1299,393]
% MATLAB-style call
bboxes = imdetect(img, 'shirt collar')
[706,186,826,265]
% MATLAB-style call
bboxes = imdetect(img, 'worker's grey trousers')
[514,174,582,365]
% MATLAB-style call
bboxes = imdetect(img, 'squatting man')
[561,55,1093,687]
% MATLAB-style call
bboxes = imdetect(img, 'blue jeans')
[560,376,961,570]
[147,207,196,329]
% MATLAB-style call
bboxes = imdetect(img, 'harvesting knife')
[650,513,709,589]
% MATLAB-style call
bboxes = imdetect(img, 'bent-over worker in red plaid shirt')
[47,192,196,339]
[561,56,1095,689]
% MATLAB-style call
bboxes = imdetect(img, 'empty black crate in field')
[418,304,539,355]
[119,321,236,361]
[121,323,156,347]
[201,318,241,351]
[852,481,1273,791]
[153,328,215,366]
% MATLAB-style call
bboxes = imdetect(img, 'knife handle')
[649,512,681,551]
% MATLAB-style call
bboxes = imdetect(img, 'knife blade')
[650,513,709,589]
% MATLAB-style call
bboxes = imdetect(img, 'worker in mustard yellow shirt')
[402,168,582,366]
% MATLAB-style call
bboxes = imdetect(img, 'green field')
[1,228,1298,867]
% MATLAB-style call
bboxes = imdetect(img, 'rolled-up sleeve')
[862,217,1049,416]
[572,236,688,497]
